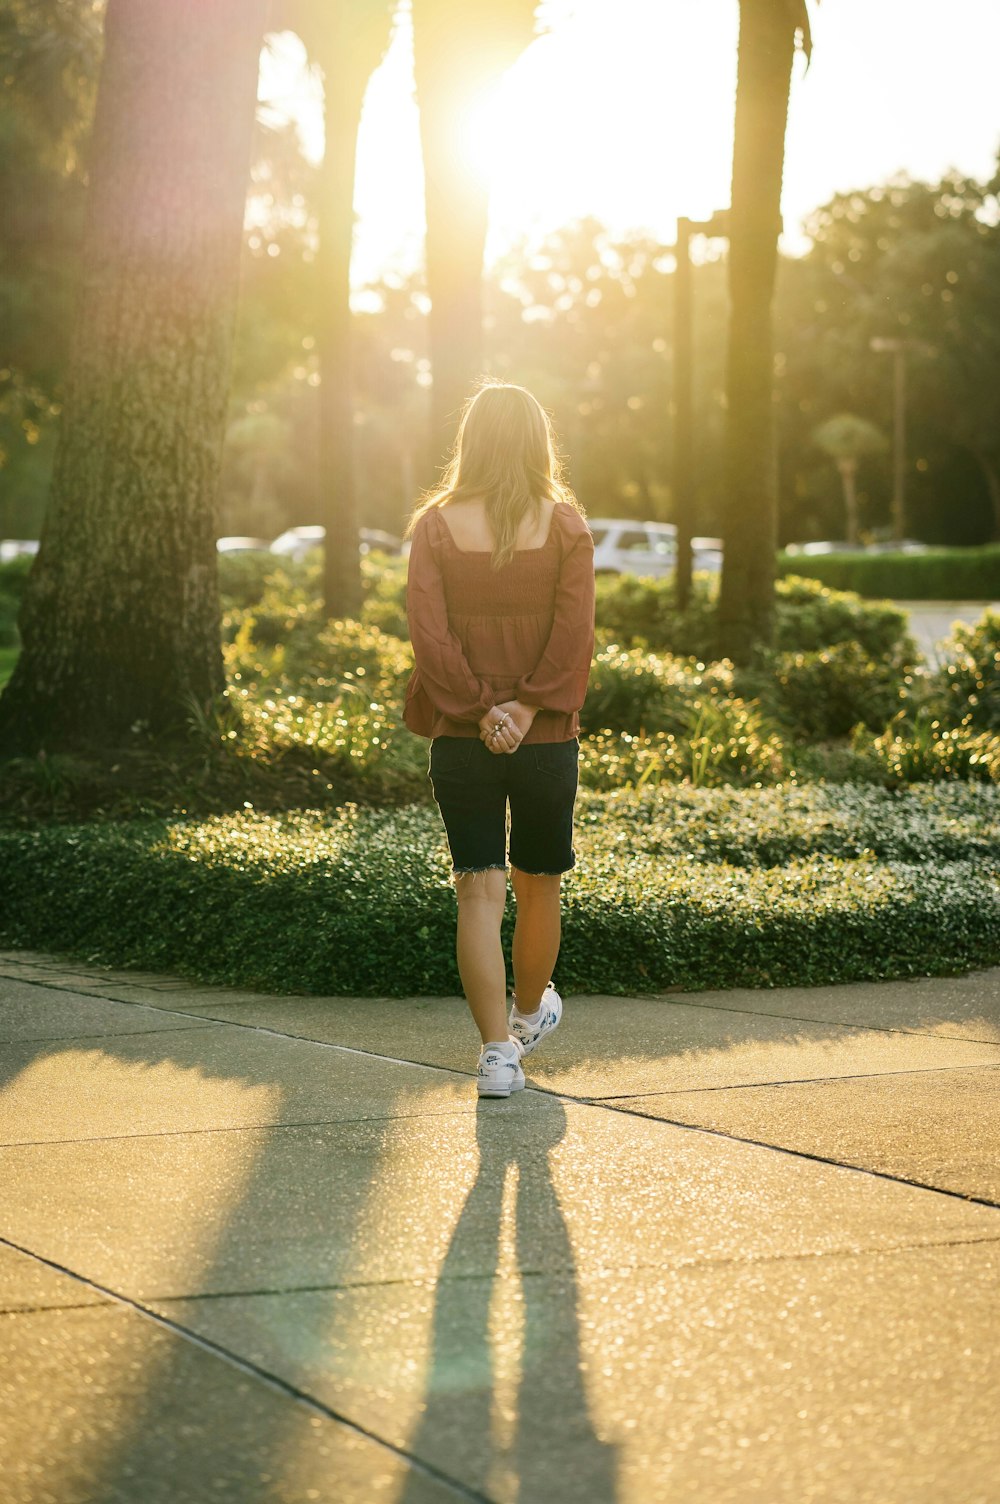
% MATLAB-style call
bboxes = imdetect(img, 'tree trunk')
[0,0,266,756]
[290,2,394,621]
[412,1,536,470]
[413,39,491,470]
[315,70,367,620]
[717,0,796,662]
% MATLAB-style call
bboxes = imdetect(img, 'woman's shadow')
[400,1095,618,1503]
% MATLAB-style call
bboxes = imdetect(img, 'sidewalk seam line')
[2,963,999,1046]
[0,1104,485,1151]
[0,1233,491,1504]
[564,1093,1000,1211]
[590,1060,1000,1099]
[2,1024,216,1048]
[4,964,999,1212]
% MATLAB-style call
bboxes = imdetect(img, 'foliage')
[5,569,997,821]
[217,550,312,611]
[851,711,1000,786]
[580,700,786,791]
[756,640,911,741]
[0,783,996,994]
[771,574,916,660]
[581,642,733,734]
[591,570,719,656]
[926,608,1000,731]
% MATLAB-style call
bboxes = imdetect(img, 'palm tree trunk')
[0,0,266,756]
[717,0,797,661]
[412,1,536,468]
[419,94,491,468]
[838,456,859,544]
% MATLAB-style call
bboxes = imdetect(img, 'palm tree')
[412,0,536,465]
[717,0,814,661]
[0,0,268,756]
[277,1,395,619]
[813,413,886,544]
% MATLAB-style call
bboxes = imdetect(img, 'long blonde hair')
[405,380,584,571]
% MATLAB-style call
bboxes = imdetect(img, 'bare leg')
[454,867,509,1044]
[510,868,562,1012]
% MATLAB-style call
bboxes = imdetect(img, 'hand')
[478,707,520,754]
[479,700,537,755]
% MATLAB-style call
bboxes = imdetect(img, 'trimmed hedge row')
[1,785,996,996]
[776,546,1000,601]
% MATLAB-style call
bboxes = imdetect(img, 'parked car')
[589,518,676,578]
[586,519,724,577]
[784,541,863,556]
[270,526,403,563]
[784,539,928,556]
[216,536,272,554]
[864,539,929,555]
[0,539,39,563]
[691,535,724,573]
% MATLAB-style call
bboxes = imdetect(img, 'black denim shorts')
[428,735,580,876]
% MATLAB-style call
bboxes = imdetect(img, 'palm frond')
[787,0,816,64]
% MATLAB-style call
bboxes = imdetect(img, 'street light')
[672,208,730,611]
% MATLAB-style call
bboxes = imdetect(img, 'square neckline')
[435,501,562,556]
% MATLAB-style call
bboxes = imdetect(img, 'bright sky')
[259,0,1000,287]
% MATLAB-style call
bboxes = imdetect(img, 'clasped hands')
[477,699,537,754]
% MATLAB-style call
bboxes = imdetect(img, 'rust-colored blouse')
[403,500,596,745]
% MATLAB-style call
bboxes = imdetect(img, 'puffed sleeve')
[405,511,497,724]
[515,509,595,712]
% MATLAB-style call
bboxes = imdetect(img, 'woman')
[403,381,596,1099]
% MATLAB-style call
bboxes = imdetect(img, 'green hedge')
[777,546,1000,600]
[1,784,996,995]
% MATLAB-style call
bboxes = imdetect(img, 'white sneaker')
[508,983,562,1058]
[477,1039,526,1098]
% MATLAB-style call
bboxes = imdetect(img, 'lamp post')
[673,209,729,611]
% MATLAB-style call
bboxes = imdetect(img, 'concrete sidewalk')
[1,950,998,1504]
[894,598,1000,662]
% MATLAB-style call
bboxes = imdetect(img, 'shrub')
[772,575,916,663]
[851,710,1000,785]
[758,639,911,740]
[217,551,313,611]
[776,545,1000,600]
[1,785,996,994]
[580,698,787,791]
[592,569,918,665]
[593,571,718,657]
[927,608,1000,732]
[359,556,409,638]
[581,643,735,735]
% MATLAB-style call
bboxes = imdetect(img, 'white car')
[216,536,271,554]
[0,539,39,563]
[270,526,403,563]
[588,518,723,577]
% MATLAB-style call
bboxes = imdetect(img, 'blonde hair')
[405,380,584,571]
